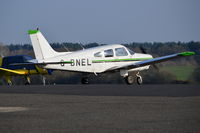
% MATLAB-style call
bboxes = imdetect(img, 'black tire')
[81,77,89,84]
[136,76,143,85]
[125,75,134,85]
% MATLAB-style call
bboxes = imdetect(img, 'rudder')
[28,30,58,60]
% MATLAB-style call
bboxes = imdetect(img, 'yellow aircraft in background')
[0,55,52,85]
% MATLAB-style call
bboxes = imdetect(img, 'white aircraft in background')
[12,29,195,85]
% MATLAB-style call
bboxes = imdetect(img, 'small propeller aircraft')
[11,29,195,85]
[0,55,52,85]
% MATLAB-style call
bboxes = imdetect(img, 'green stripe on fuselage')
[92,58,153,63]
[63,61,73,63]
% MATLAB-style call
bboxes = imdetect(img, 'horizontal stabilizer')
[9,61,73,66]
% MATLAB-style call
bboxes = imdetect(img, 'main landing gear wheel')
[125,75,134,85]
[81,77,89,84]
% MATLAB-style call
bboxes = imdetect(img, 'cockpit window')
[94,52,102,57]
[115,48,128,56]
[127,48,135,55]
[104,49,114,57]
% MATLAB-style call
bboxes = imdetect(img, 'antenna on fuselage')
[78,43,85,50]
[62,44,70,52]
[139,46,159,71]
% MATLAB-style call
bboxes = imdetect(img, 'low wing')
[0,67,27,76]
[106,51,195,71]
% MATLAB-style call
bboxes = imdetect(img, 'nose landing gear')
[136,72,143,85]
[124,72,143,85]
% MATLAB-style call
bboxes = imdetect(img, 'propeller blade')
[139,47,147,54]
[152,64,159,71]
[139,46,159,71]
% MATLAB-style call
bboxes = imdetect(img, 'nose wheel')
[136,75,143,85]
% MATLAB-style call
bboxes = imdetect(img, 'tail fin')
[28,30,58,60]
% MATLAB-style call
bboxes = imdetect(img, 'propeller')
[139,46,147,54]
[139,46,159,71]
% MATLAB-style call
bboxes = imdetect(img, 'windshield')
[115,48,128,56]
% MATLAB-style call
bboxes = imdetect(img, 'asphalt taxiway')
[0,85,200,133]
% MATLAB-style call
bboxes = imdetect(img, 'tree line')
[0,41,200,84]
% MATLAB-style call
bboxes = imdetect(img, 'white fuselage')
[41,44,153,73]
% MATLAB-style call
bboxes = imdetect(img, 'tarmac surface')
[0,84,200,133]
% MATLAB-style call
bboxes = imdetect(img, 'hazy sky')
[0,0,200,44]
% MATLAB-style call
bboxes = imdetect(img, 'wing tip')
[179,51,195,56]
